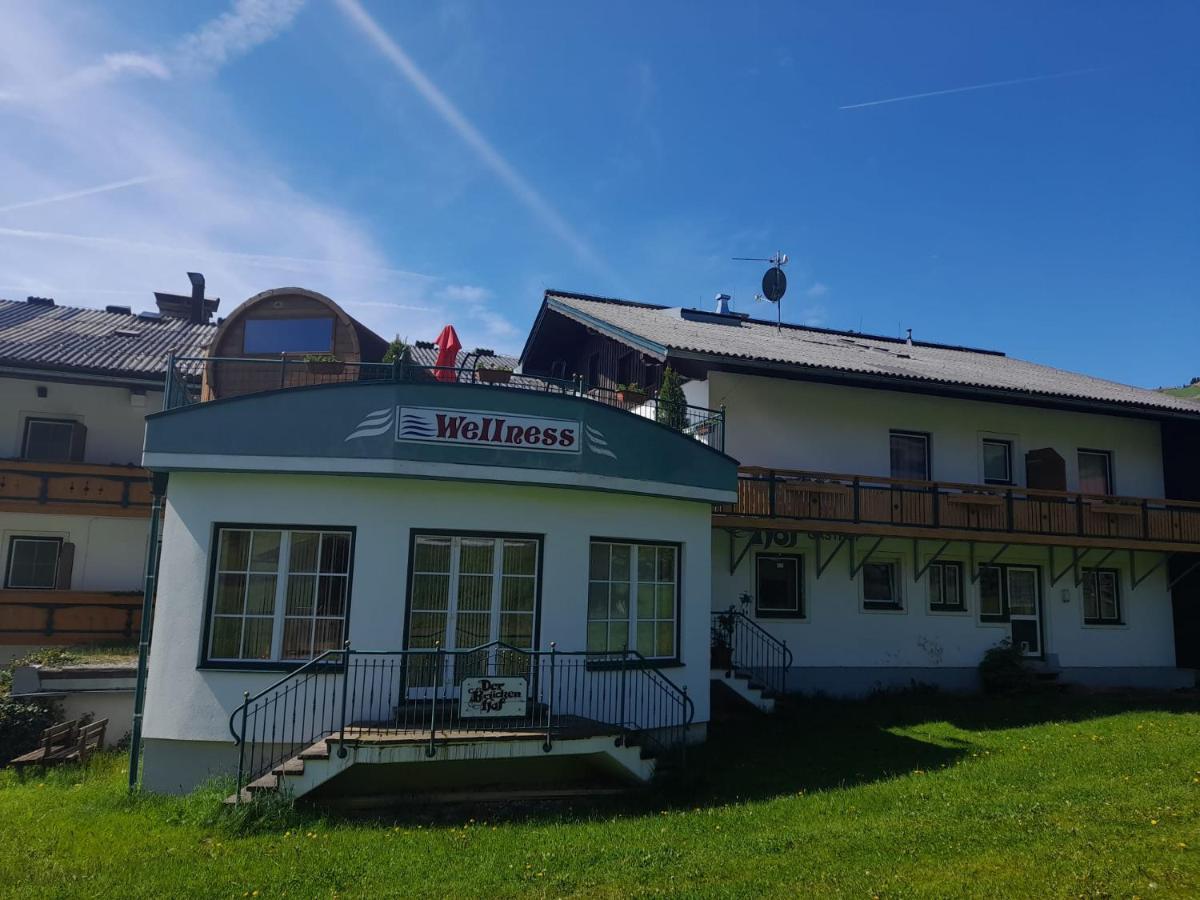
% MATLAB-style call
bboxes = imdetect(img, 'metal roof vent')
[715,293,732,314]
[26,296,54,307]
[105,305,132,315]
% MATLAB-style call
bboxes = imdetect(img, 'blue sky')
[0,1,1196,387]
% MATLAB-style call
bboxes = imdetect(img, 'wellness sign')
[345,405,582,454]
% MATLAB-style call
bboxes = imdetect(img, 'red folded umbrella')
[433,324,461,382]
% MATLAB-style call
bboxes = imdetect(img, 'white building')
[136,285,1200,799]
[0,284,215,660]
[521,291,1200,696]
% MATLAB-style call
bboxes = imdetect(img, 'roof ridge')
[545,289,1004,356]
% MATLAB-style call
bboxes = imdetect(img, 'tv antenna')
[732,251,788,331]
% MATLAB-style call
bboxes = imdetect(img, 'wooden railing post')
[1006,489,1014,532]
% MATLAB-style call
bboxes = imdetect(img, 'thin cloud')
[0,174,170,215]
[839,67,1102,110]
[333,0,616,283]
[0,226,434,279]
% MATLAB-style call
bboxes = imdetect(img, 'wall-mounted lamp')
[36,385,47,398]
[1060,588,1071,604]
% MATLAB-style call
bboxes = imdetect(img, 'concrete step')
[711,670,776,714]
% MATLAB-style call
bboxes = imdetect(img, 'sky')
[0,1,1196,387]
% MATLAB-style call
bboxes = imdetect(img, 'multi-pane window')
[207,527,352,663]
[4,536,63,589]
[1078,450,1113,495]
[861,560,902,610]
[982,439,1013,485]
[22,418,85,462]
[890,431,930,480]
[588,541,678,659]
[407,535,538,653]
[979,565,1040,622]
[756,555,803,618]
[1082,569,1122,625]
[927,561,964,611]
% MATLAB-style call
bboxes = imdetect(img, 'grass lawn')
[2,691,1198,898]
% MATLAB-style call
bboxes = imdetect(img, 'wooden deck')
[0,459,152,517]
[714,467,1200,553]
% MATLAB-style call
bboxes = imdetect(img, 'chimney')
[187,272,205,325]
[905,328,913,346]
[26,296,55,307]
[714,293,732,315]
[154,272,218,323]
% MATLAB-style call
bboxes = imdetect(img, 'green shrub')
[978,639,1037,694]
[655,367,687,432]
[0,698,58,764]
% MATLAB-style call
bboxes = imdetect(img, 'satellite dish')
[762,266,787,303]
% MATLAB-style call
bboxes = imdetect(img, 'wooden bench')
[8,718,107,768]
[9,719,79,768]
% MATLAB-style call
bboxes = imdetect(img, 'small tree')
[383,335,410,364]
[656,367,687,432]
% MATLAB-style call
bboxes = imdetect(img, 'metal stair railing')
[711,607,793,697]
[228,641,695,801]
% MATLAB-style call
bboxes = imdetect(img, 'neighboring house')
[521,290,1200,695]
[0,279,216,659]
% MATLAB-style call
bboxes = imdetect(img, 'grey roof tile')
[0,297,216,381]
[545,291,1200,418]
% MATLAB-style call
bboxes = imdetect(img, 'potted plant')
[711,621,734,670]
[303,353,344,375]
[476,365,513,385]
[616,383,647,405]
[655,367,687,431]
[710,608,737,670]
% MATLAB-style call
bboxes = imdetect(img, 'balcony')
[0,460,153,518]
[713,467,1200,553]
[0,589,142,644]
[164,355,726,452]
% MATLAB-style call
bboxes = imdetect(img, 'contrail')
[332,0,617,282]
[839,67,1102,110]
[0,174,169,214]
[0,226,434,279]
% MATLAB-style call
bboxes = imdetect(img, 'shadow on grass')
[184,687,1199,830]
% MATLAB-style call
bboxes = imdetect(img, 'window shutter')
[69,422,88,462]
[54,542,75,589]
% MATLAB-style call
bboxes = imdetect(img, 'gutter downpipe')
[127,471,169,792]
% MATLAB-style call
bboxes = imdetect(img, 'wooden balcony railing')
[713,467,1200,552]
[0,590,141,645]
[0,460,152,517]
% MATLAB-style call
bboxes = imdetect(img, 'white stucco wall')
[0,376,162,466]
[0,512,147,590]
[713,534,1179,679]
[708,372,1165,496]
[143,471,714,753]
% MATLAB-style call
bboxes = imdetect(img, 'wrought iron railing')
[711,607,792,697]
[163,355,725,451]
[717,467,1200,549]
[228,641,694,800]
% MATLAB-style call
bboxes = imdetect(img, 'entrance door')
[1006,566,1042,657]
[406,534,539,696]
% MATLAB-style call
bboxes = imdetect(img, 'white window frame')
[1077,449,1114,496]
[926,560,967,614]
[205,526,353,666]
[860,557,905,613]
[21,416,84,462]
[754,553,806,620]
[889,430,931,481]
[1081,568,1124,627]
[980,437,1014,486]
[588,540,679,661]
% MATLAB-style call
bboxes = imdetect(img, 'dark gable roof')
[539,290,1200,420]
[0,298,216,383]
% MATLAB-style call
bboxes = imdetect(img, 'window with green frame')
[587,540,678,660]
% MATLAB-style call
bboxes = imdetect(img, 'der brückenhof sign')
[460,676,528,717]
